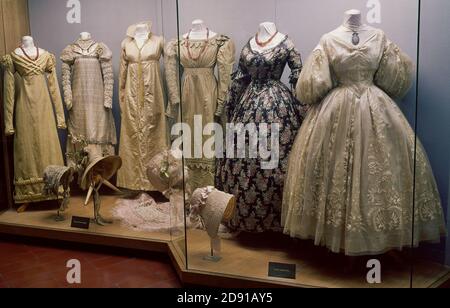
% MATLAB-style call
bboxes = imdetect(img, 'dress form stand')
[333,9,375,46]
[204,236,222,262]
[14,36,43,60]
[184,19,217,40]
[250,22,286,53]
[134,23,150,49]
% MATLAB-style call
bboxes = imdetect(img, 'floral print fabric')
[216,37,306,233]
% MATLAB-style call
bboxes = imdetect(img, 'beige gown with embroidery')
[165,35,235,190]
[1,51,66,204]
[117,22,168,191]
[282,29,446,255]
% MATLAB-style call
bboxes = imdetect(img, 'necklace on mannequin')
[186,28,210,61]
[343,25,361,46]
[20,46,39,61]
[255,31,279,48]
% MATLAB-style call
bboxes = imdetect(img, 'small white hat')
[146,149,187,193]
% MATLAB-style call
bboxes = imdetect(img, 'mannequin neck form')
[343,9,363,31]
[257,22,278,41]
[251,22,285,53]
[79,32,92,41]
[333,9,374,45]
[192,19,207,33]
[185,19,217,40]
[134,24,150,48]
[15,36,40,58]
[21,36,35,49]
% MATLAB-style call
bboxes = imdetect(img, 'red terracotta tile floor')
[0,237,182,288]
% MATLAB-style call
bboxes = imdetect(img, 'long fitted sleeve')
[215,37,236,117]
[225,60,251,121]
[46,54,66,129]
[286,39,303,89]
[119,41,129,111]
[164,40,181,119]
[99,43,114,109]
[60,46,74,110]
[1,55,16,136]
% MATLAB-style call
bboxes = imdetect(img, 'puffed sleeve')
[375,35,413,100]
[164,39,181,119]
[286,38,303,90]
[98,43,114,109]
[225,56,251,120]
[119,39,129,111]
[215,36,236,117]
[46,53,66,129]
[1,55,16,136]
[60,45,74,111]
[297,39,333,105]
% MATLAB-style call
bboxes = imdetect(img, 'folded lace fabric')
[112,193,184,233]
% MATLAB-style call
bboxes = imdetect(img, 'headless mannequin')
[183,19,217,40]
[15,36,44,59]
[79,32,92,41]
[331,9,376,46]
[250,22,286,53]
[134,23,151,49]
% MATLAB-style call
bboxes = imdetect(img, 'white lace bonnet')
[146,149,187,194]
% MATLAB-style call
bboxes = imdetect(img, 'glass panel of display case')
[411,0,450,288]
[173,0,444,288]
[0,0,185,266]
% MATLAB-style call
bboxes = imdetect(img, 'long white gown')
[282,29,446,256]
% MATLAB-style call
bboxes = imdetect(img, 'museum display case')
[0,0,449,288]
[0,0,186,263]
[410,0,450,288]
[172,0,450,288]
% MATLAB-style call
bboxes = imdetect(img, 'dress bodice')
[241,37,299,84]
[178,35,229,69]
[9,51,54,77]
[326,30,384,88]
[298,28,413,104]
[122,35,164,63]
[62,39,112,63]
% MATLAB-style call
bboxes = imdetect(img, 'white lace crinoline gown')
[282,29,446,256]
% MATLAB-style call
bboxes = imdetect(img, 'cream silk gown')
[282,29,446,255]
[165,35,235,191]
[118,22,168,191]
[1,51,66,204]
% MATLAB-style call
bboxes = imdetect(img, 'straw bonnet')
[80,147,122,190]
[146,149,187,193]
[190,187,236,240]
[43,165,74,196]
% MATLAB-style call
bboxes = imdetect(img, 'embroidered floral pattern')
[282,29,446,255]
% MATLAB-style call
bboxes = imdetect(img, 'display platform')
[0,197,449,288]
[171,229,450,288]
[0,195,175,252]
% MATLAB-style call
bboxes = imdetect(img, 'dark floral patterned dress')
[216,36,306,233]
